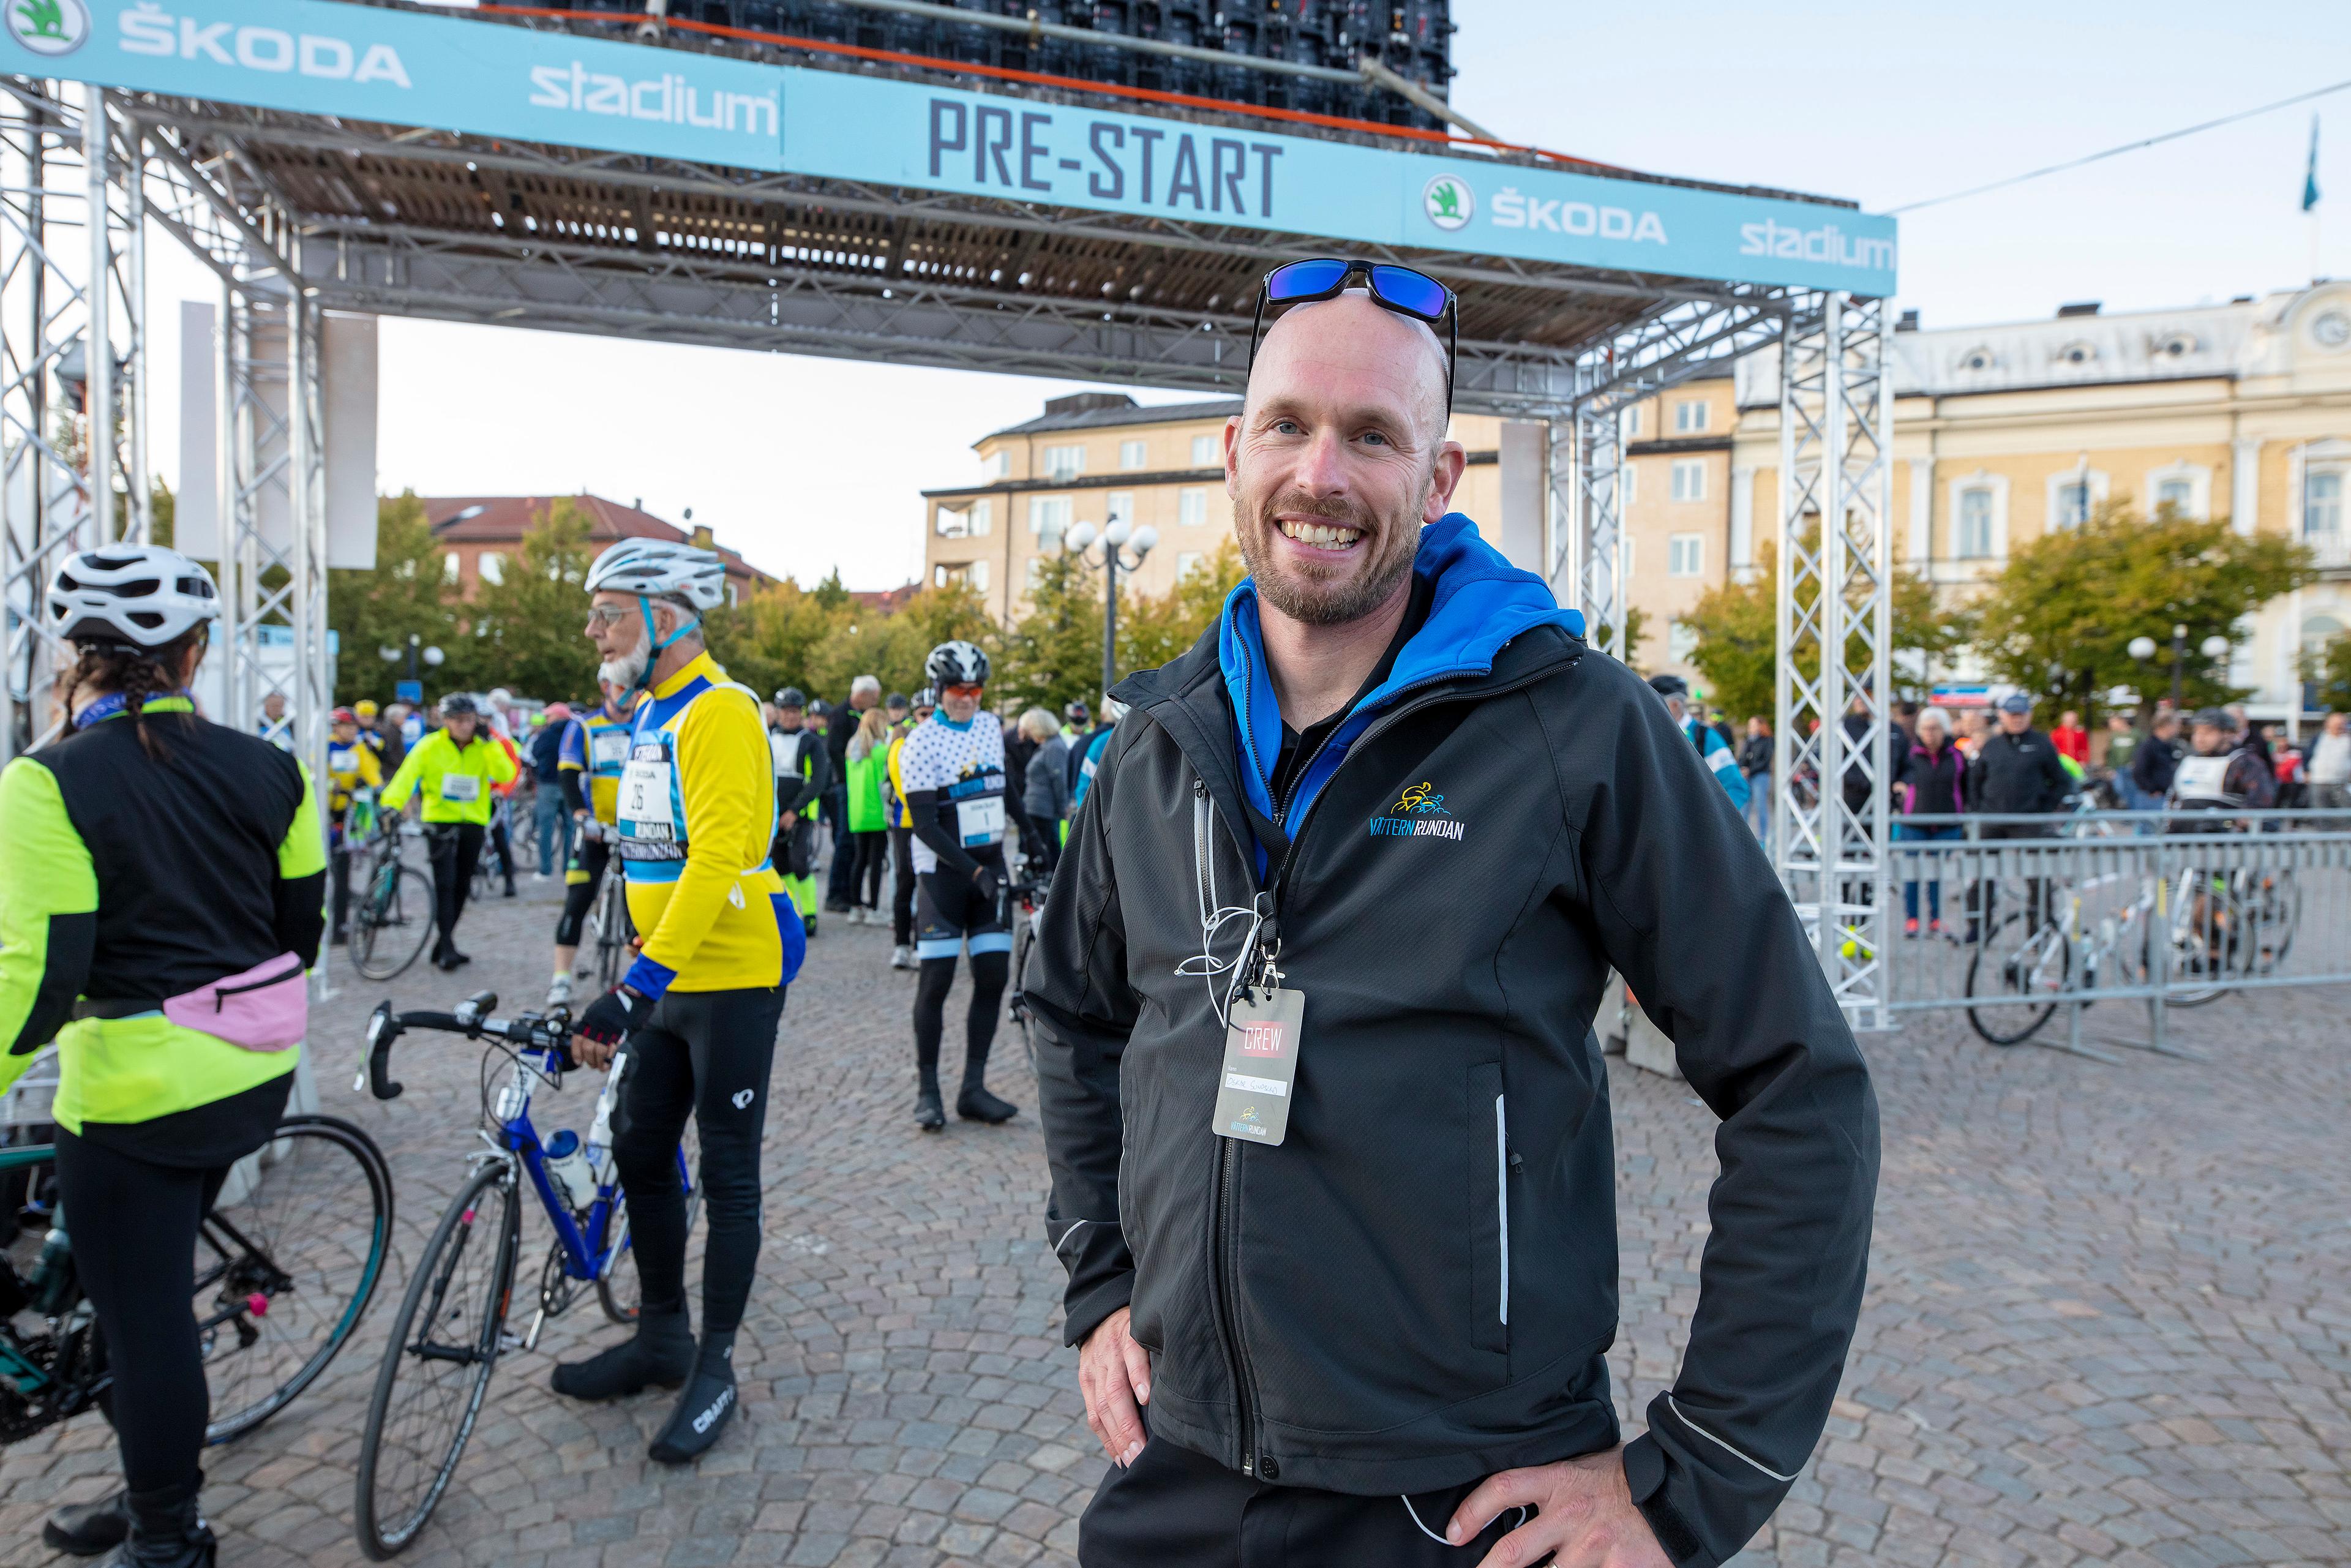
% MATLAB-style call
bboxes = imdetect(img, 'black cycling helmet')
[926,640,989,689]
[885,691,909,710]
[1647,673,1690,700]
[774,686,807,710]
[438,692,479,718]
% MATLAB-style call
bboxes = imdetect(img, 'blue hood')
[1219,512,1584,855]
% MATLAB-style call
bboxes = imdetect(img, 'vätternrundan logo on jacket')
[1367,780,1466,841]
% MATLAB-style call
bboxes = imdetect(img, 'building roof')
[850,584,921,616]
[1731,285,2351,406]
[981,395,1243,444]
[420,494,774,583]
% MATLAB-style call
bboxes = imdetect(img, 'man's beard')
[599,640,650,692]
[1235,486,1422,628]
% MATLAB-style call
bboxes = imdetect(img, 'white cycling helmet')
[925,640,990,689]
[585,537,728,612]
[47,544,221,648]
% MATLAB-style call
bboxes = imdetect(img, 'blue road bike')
[351,992,697,1559]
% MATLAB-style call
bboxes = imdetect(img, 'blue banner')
[10,0,1897,294]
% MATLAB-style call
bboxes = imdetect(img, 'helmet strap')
[634,596,700,691]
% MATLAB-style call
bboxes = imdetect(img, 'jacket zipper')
[1201,648,1578,1478]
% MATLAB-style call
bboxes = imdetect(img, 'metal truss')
[1546,291,1788,658]
[0,81,148,759]
[1773,292,1893,1029]
[141,116,332,778]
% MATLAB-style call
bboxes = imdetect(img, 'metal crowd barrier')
[1865,809,2351,1061]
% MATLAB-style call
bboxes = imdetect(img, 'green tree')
[1970,498,2312,722]
[1120,541,1248,672]
[465,497,602,701]
[329,490,471,704]
[1681,536,1963,725]
[995,549,1106,715]
[2309,634,2351,713]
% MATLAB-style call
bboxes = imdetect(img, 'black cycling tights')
[610,986,787,1339]
[424,821,486,959]
[912,950,1010,1093]
[553,838,611,949]
[51,1131,230,1497]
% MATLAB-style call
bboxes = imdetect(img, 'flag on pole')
[2306,114,2322,212]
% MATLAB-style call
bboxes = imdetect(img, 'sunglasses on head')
[1248,258,1459,416]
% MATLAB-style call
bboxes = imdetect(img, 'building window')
[1667,618,1699,663]
[1029,495,1073,536]
[1621,462,1638,505]
[969,560,988,593]
[2306,468,2344,541]
[1190,433,1218,467]
[1957,488,1995,558]
[984,449,1010,479]
[1106,491,1134,527]
[1043,444,1085,481]
[1026,557,1044,589]
[970,498,991,536]
[1623,406,1641,438]
[2054,479,2093,528]
[1120,439,1147,470]
[1179,487,1208,527]
[443,553,461,584]
[1667,533,1704,577]
[932,563,961,588]
[727,582,740,607]
[2155,478,2194,514]
[1671,460,1706,503]
[1674,400,1709,433]
[1176,551,1203,580]
[936,506,970,538]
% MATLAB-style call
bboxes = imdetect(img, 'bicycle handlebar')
[360,992,574,1103]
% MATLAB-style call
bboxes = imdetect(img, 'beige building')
[922,392,1507,620]
[1622,282,2351,717]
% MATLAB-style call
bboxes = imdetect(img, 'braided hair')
[61,628,201,761]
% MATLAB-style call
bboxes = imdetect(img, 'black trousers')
[823,786,856,905]
[1970,819,2055,936]
[610,985,787,1338]
[52,1131,234,1496]
[850,830,888,908]
[1081,1431,1539,1568]
[774,815,818,880]
[890,827,917,944]
[424,821,486,958]
[329,838,352,937]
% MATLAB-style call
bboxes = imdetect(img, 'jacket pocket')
[1468,1063,1509,1356]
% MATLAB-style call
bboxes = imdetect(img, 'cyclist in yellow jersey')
[377,692,517,971]
[325,706,383,945]
[547,677,639,1005]
[558,538,801,1465]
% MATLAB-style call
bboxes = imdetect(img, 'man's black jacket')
[1027,617,1879,1568]
[1965,726,2071,814]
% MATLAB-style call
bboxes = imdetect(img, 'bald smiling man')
[1027,263,1881,1568]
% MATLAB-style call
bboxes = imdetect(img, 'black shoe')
[99,1486,214,1568]
[648,1341,737,1465]
[913,1086,945,1131]
[45,1491,129,1556]
[803,914,818,938]
[329,927,348,948]
[503,886,517,899]
[446,948,472,968]
[550,1305,694,1400]
[957,1084,1019,1124]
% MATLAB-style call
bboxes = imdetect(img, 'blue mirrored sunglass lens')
[1267,260,1351,301]
[1370,267,1449,318]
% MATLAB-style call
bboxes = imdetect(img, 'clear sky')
[145,0,2351,587]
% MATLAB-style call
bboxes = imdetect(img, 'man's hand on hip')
[1448,1447,1673,1568]
[1076,1305,1152,1468]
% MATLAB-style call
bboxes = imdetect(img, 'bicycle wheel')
[203,1116,395,1444]
[354,1161,521,1561]
[353,849,435,981]
[1965,914,2068,1046]
[594,1128,702,1325]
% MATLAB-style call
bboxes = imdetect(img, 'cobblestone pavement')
[4,871,2347,1567]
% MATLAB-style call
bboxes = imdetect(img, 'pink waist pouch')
[161,953,309,1051]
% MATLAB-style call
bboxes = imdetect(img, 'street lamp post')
[1062,519,1158,702]
[2128,623,2234,711]
[378,633,446,696]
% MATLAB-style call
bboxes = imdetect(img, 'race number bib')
[590,731,631,768]
[2173,757,2230,800]
[438,773,481,804]
[621,757,677,827]
[956,795,1005,845]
